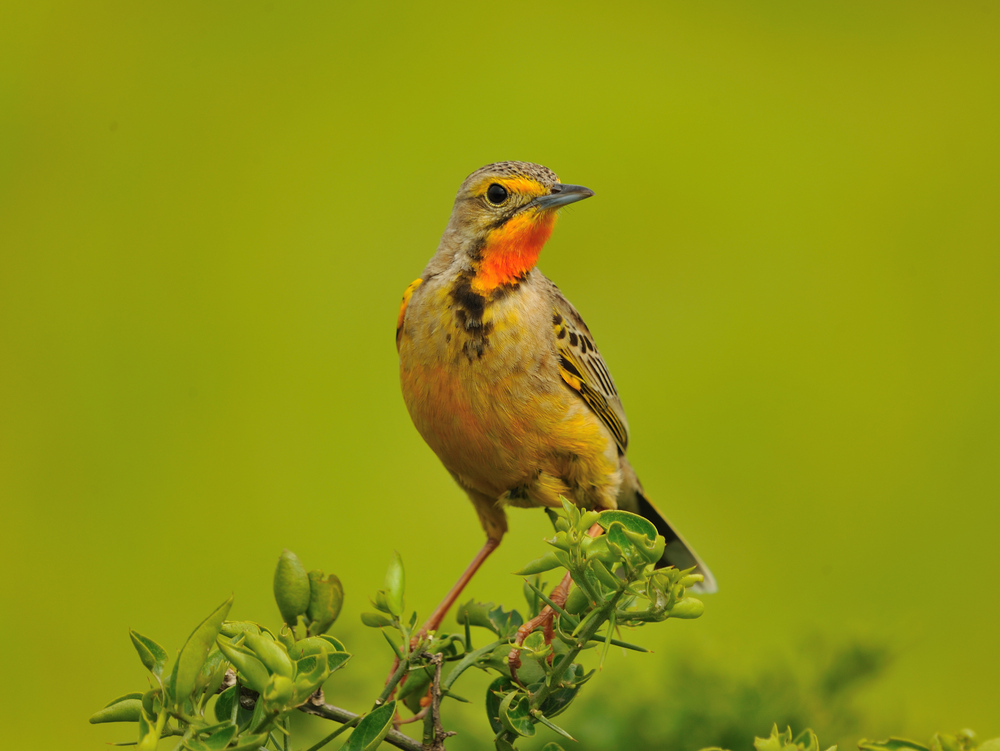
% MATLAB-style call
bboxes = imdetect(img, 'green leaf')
[398,665,434,714]
[339,700,397,751]
[604,520,663,566]
[229,732,271,751]
[532,711,576,742]
[596,510,658,540]
[289,635,335,660]
[360,611,394,628]
[216,636,270,694]
[245,632,294,678]
[580,535,618,564]
[104,691,145,707]
[221,621,262,638]
[129,630,169,682]
[538,678,581,720]
[587,558,622,592]
[514,551,563,575]
[183,724,237,751]
[563,585,590,615]
[214,685,238,723]
[317,634,348,652]
[196,648,230,699]
[175,596,234,705]
[274,549,311,626]
[136,706,166,751]
[264,673,295,706]
[499,691,535,737]
[307,570,344,636]
[455,600,523,638]
[485,676,514,735]
[383,551,405,617]
[541,744,568,751]
[89,697,143,724]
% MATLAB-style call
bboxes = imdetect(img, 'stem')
[440,640,504,694]
[300,703,422,751]
[299,657,413,751]
[378,656,409,706]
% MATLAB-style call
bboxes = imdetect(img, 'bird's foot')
[507,572,572,684]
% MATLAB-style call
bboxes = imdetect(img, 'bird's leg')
[508,522,604,683]
[413,537,500,644]
[387,537,501,718]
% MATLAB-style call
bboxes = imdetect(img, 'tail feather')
[617,457,717,593]
[634,491,718,594]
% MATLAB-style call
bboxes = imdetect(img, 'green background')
[2,2,998,748]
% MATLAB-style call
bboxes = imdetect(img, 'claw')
[507,571,573,682]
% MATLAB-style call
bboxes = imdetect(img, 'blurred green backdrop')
[2,1,998,748]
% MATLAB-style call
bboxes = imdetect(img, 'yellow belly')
[398,285,620,513]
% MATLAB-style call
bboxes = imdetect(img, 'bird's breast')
[398,276,581,493]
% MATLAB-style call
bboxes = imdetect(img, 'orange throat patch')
[472,211,556,294]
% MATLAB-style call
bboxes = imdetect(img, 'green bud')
[274,550,311,627]
[383,552,405,617]
[514,551,563,575]
[306,570,343,636]
[361,611,395,628]
[669,597,705,619]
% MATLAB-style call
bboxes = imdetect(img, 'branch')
[300,696,424,751]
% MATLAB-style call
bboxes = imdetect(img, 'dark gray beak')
[531,183,595,210]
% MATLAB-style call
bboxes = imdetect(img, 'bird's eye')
[486,183,509,206]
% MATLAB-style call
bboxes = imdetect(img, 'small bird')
[396,161,715,635]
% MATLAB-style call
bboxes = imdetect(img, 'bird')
[396,161,716,638]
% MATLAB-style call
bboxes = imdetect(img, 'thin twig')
[421,653,457,751]
[300,696,423,751]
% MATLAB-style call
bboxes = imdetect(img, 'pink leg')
[416,537,500,640]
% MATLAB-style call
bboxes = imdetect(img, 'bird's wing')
[548,280,630,455]
[395,278,423,351]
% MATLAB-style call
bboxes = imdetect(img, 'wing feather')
[396,278,423,351]
[548,279,630,454]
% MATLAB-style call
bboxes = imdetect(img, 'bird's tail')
[634,490,717,593]
[618,459,718,594]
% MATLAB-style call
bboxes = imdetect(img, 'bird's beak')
[531,183,595,211]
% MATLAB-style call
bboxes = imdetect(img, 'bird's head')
[446,161,594,293]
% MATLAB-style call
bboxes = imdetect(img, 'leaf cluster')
[91,502,706,749]
[359,499,706,750]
